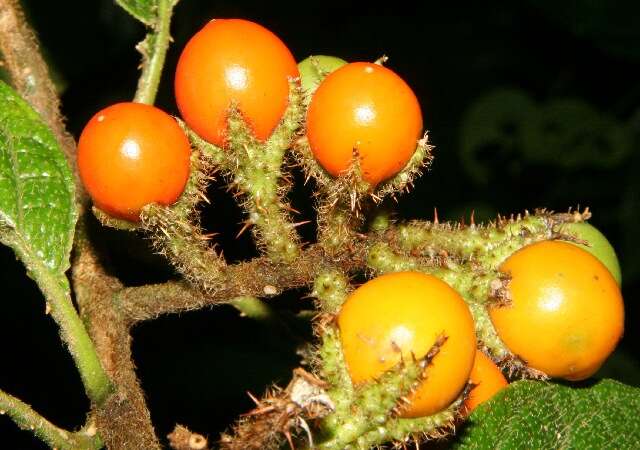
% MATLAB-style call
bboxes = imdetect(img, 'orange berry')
[338,272,476,417]
[175,19,299,147]
[306,62,423,185]
[77,102,191,222]
[489,241,624,380]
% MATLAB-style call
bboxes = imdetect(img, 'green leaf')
[455,379,640,449]
[114,0,159,25]
[0,81,77,272]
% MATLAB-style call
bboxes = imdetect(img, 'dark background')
[1,1,639,447]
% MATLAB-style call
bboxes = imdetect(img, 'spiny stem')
[179,85,304,264]
[142,203,227,294]
[243,191,302,263]
[224,82,304,263]
[134,0,174,105]
[387,209,590,265]
[0,388,102,450]
[317,196,364,256]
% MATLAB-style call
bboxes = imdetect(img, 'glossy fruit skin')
[306,62,423,185]
[175,19,299,147]
[338,272,476,418]
[559,222,622,285]
[297,55,347,93]
[77,102,191,222]
[464,351,508,413]
[489,241,624,381]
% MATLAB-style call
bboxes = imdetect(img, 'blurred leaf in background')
[528,0,640,61]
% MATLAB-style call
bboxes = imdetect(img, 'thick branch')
[0,388,102,450]
[117,244,367,323]
[72,222,161,449]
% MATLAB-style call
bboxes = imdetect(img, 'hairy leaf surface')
[0,81,77,273]
[456,379,640,449]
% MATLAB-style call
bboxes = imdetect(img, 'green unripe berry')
[297,55,348,93]
[559,222,622,285]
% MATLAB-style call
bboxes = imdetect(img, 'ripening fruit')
[306,62,423,186]
[338,272,476,417]
[489,241,624,380]
[464,351,508,413]
[77,102,191,222]
[297,55,347,93]
[558,222,622,285]
[175,18,299,147]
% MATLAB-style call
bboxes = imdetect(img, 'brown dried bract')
[219,368,334,450]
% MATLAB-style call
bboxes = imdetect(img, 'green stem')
[5,229,112,406]
[0,388,102,449]
[230,105,303,263]
[35,267,113,405]
[133,0,173,105]
[244,192,301,263]
[317,416,370,450]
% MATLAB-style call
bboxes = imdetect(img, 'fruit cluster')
[75,17,625,448]
[77,18,426,222]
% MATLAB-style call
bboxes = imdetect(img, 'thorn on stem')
[292,220,311,229]
[236,220,253,239]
